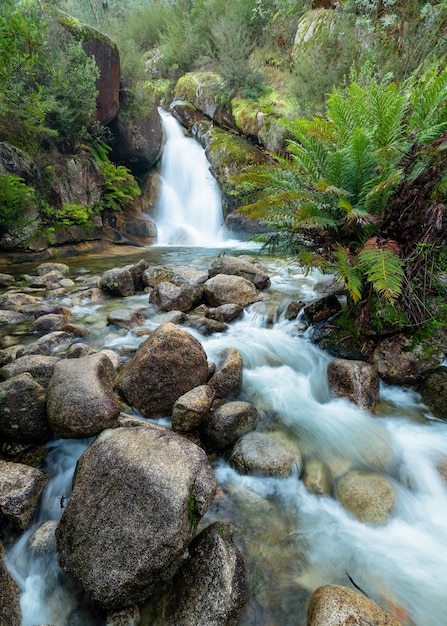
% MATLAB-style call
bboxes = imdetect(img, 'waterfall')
[155,109,226,246]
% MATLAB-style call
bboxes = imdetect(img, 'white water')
[155,110,227,246]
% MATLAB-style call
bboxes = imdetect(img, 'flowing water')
[2,115,447,625]
[154,110,226,246]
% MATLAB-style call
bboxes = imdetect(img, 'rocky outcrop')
[0,373,49,445]
[109,103,163,175]
[307,584,401,626]
[327,359,380,412]
[0,541,22,626]
[47,352,120,438]
[0,460,48,530]
[335,470,396,525]
[116,323,209,418]
[157,522,247,626]
[56,423,218,609]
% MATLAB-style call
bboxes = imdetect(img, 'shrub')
[0,175,35,235]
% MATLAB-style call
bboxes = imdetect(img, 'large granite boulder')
[201,401,258,450]
[172,385,215,432]
[116,323,209,418]
[231,431,303,478]
[0,373,49,444]
[335,470,396,525]
[203,275,262,308]
[208,348,243,398]
[99,267,135,297]
[0,541,22,626]
[307,584,401,626]
[0,460,48,530]
[149,281,202,312]
[327,359,380,412]
[109,103,163,174]
[208,255,270,290]
[0,354,61,388]
[56,424,217,609]
[47,352,120,438]
[157,522,247,626]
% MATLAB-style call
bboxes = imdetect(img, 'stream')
[1,113,447,625]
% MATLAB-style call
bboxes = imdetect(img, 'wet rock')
[419,366,447,419]
[202,401,258,450]
[37,262,70,277]
[158,522,247,626]
[303,459,333,496]
[47,352,120,438]
[106,605,141,626]
[208,348,243,398]
[335,470,396,525]
[107,309,146,330]
[0,354,61,387]
[31,313,71,334]
[21,302,71,318]
[217,303,244,322]
[0,292,41,310]
[28,520,58,555]
[175,267,209,285]
[142,266,174,288]
[0,540,22,625]
[284,300,305,320]
[188,316,228,336]
[16,331,74,358]
[0,310,31,326]
[203,274,263,308]
[372,332,446,385]
[25,270,67,290]
[327,359,380,412]
[99,267,135,297]
[0,349,13,367]
[116,323,209,418]
[0,373,49,444]
[208,256,270,290]
[172,385,215,432]
[303,295,342,324]
[307,584,401,626]
[0,460,48,529]
[231,431,302,478]
[149,281,202,312]
[0,273,15,287]
[56,424,217,609]
[125,259,149,291]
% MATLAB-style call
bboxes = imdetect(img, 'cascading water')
[155,109,226,246]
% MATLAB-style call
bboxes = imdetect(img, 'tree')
[234,63,447,331]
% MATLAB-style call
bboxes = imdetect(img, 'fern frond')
[358,245,404,303]
[333,246,363,303]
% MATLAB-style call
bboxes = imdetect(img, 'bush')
[0,175,35,235]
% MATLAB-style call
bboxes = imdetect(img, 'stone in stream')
[231,431,303,478]
[56,423,217,609]
[15,331,75,358]
[149,280,202,312]
[335,470,396,525]
[307,584,402,626]
[172,384,215,432]
[201,401,259,450]
[0,460,48,530]
[0,540,22,626]
[99,267,135,297]
[0,354,61,388]
[327,358,380,412]
[216,303,244,322]
[303,294,342,324]
[107,308,146,330]
[0,373,49,444]
[208,347,243,398]
[208,255,271,290]
[419,366,447,420]
[155,522,247,626]
[116,322,209,418]
[203,274,263,308]
[30,313,72,334]
[47,352,121,438]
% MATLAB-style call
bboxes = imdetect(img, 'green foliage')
[91,142,141,213]
[0,174,35,235]
[40,201,94,226]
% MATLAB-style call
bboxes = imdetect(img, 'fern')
[358,245,405,303]
[333,246,363,303]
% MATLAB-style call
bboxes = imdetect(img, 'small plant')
[90,141,140,213]
[0,174,35,235]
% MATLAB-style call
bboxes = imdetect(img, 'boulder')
[208,348,243,398]
[0,373,49,444]
[67,343,97,359]
[303,295,342,324]
[106,605,141,626]
[16,331,74,358]
[0,273,15,287]
[158,523,247,626]
[47,352,120,438]
[142,265,174,288]
[149,281,202,312]
[307,584,401,626]
[188,316,228,336]
[0,354,61,387]
[31,313,71,334]
[208,256,270,290]
[107,309,146,330]
[201,401,258,450]
[99,267,135,297]
[335,470,396,525]
[372,332,446,385]
[116,323,209,418]
[28,520,58,555]
[109,103,163,174]
[0,460,48,530]
[327,359,380,412]
[204,274,262,308]
[284,300,305,320]
[172,385,215,432]
[37,262,70,277]
[56,424,217,609]
[0,292,41,310]
[419,366,447,419]
[47,154,104,211]
[0,310,31,326]
[303,459,332,496]
[217,303,244,322]
[0,540,22,626]
[231,431,302,478]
